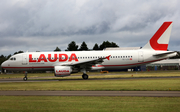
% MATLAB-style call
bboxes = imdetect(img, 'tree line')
[54,41,119,51]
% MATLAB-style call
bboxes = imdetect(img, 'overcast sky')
[0,0,180,55]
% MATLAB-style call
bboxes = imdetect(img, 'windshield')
[9,57,16,61]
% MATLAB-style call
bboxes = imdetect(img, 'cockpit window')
[9,57,16,61]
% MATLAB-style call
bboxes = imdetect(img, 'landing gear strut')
[23,71,28,81]
[81,69,88,80]
[82,73,88,80]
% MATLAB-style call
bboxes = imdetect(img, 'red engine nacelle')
[54,66,72,77]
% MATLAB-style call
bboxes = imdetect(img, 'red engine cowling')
[54,66,72,77]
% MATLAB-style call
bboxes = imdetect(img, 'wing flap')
[61,55,111,67]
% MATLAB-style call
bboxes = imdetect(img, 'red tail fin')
[142,21,173,51]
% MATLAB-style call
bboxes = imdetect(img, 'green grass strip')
[0,96,179,112]
[0,78,180,91]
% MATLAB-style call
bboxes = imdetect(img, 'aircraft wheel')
[82,74,88,80]
[23,77,28,81]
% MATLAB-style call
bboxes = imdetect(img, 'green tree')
[66,41,78,51]
[6,54,12,60]
[54,47,61,52]
[111,42,119,47]
[0,55,6,65]
[93,43,99,50]
[14,51,24,55]
[79,41,89,51]
[99,41,119,50]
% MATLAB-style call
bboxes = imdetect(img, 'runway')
[0,91,180,96]
[0,76,180,83]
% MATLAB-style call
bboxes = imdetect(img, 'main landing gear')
[82,73,88,80]
[23,71,28,81]
[81,69,88,80]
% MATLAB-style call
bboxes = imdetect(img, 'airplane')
[1,21,177,81]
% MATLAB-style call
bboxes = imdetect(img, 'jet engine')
[54,66,72,77]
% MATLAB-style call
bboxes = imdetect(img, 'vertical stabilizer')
[142,21,173,51]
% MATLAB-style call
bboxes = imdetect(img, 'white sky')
[0,0,180,55]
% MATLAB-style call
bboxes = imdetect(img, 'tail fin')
[142,21,173,51]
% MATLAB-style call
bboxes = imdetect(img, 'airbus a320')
[1,21,177,81]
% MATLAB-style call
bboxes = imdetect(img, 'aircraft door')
[22,54,28,65]
[138,51,144,62]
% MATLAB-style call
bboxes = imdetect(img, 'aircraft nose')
[1,61,7,68]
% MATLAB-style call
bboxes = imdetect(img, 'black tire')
[82,74,88,80]
[23,77,28,81]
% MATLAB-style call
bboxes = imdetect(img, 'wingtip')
[106,55,111,60]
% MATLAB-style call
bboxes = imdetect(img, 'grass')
[0,96,179,112]
[0,78,180,91]
[0,73,54,79]
[0,71,180,112]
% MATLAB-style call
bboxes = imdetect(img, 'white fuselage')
[1,49,176,72]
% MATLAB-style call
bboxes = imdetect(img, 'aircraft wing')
[60,55,111,68]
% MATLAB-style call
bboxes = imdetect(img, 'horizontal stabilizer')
[153,51,177,57]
